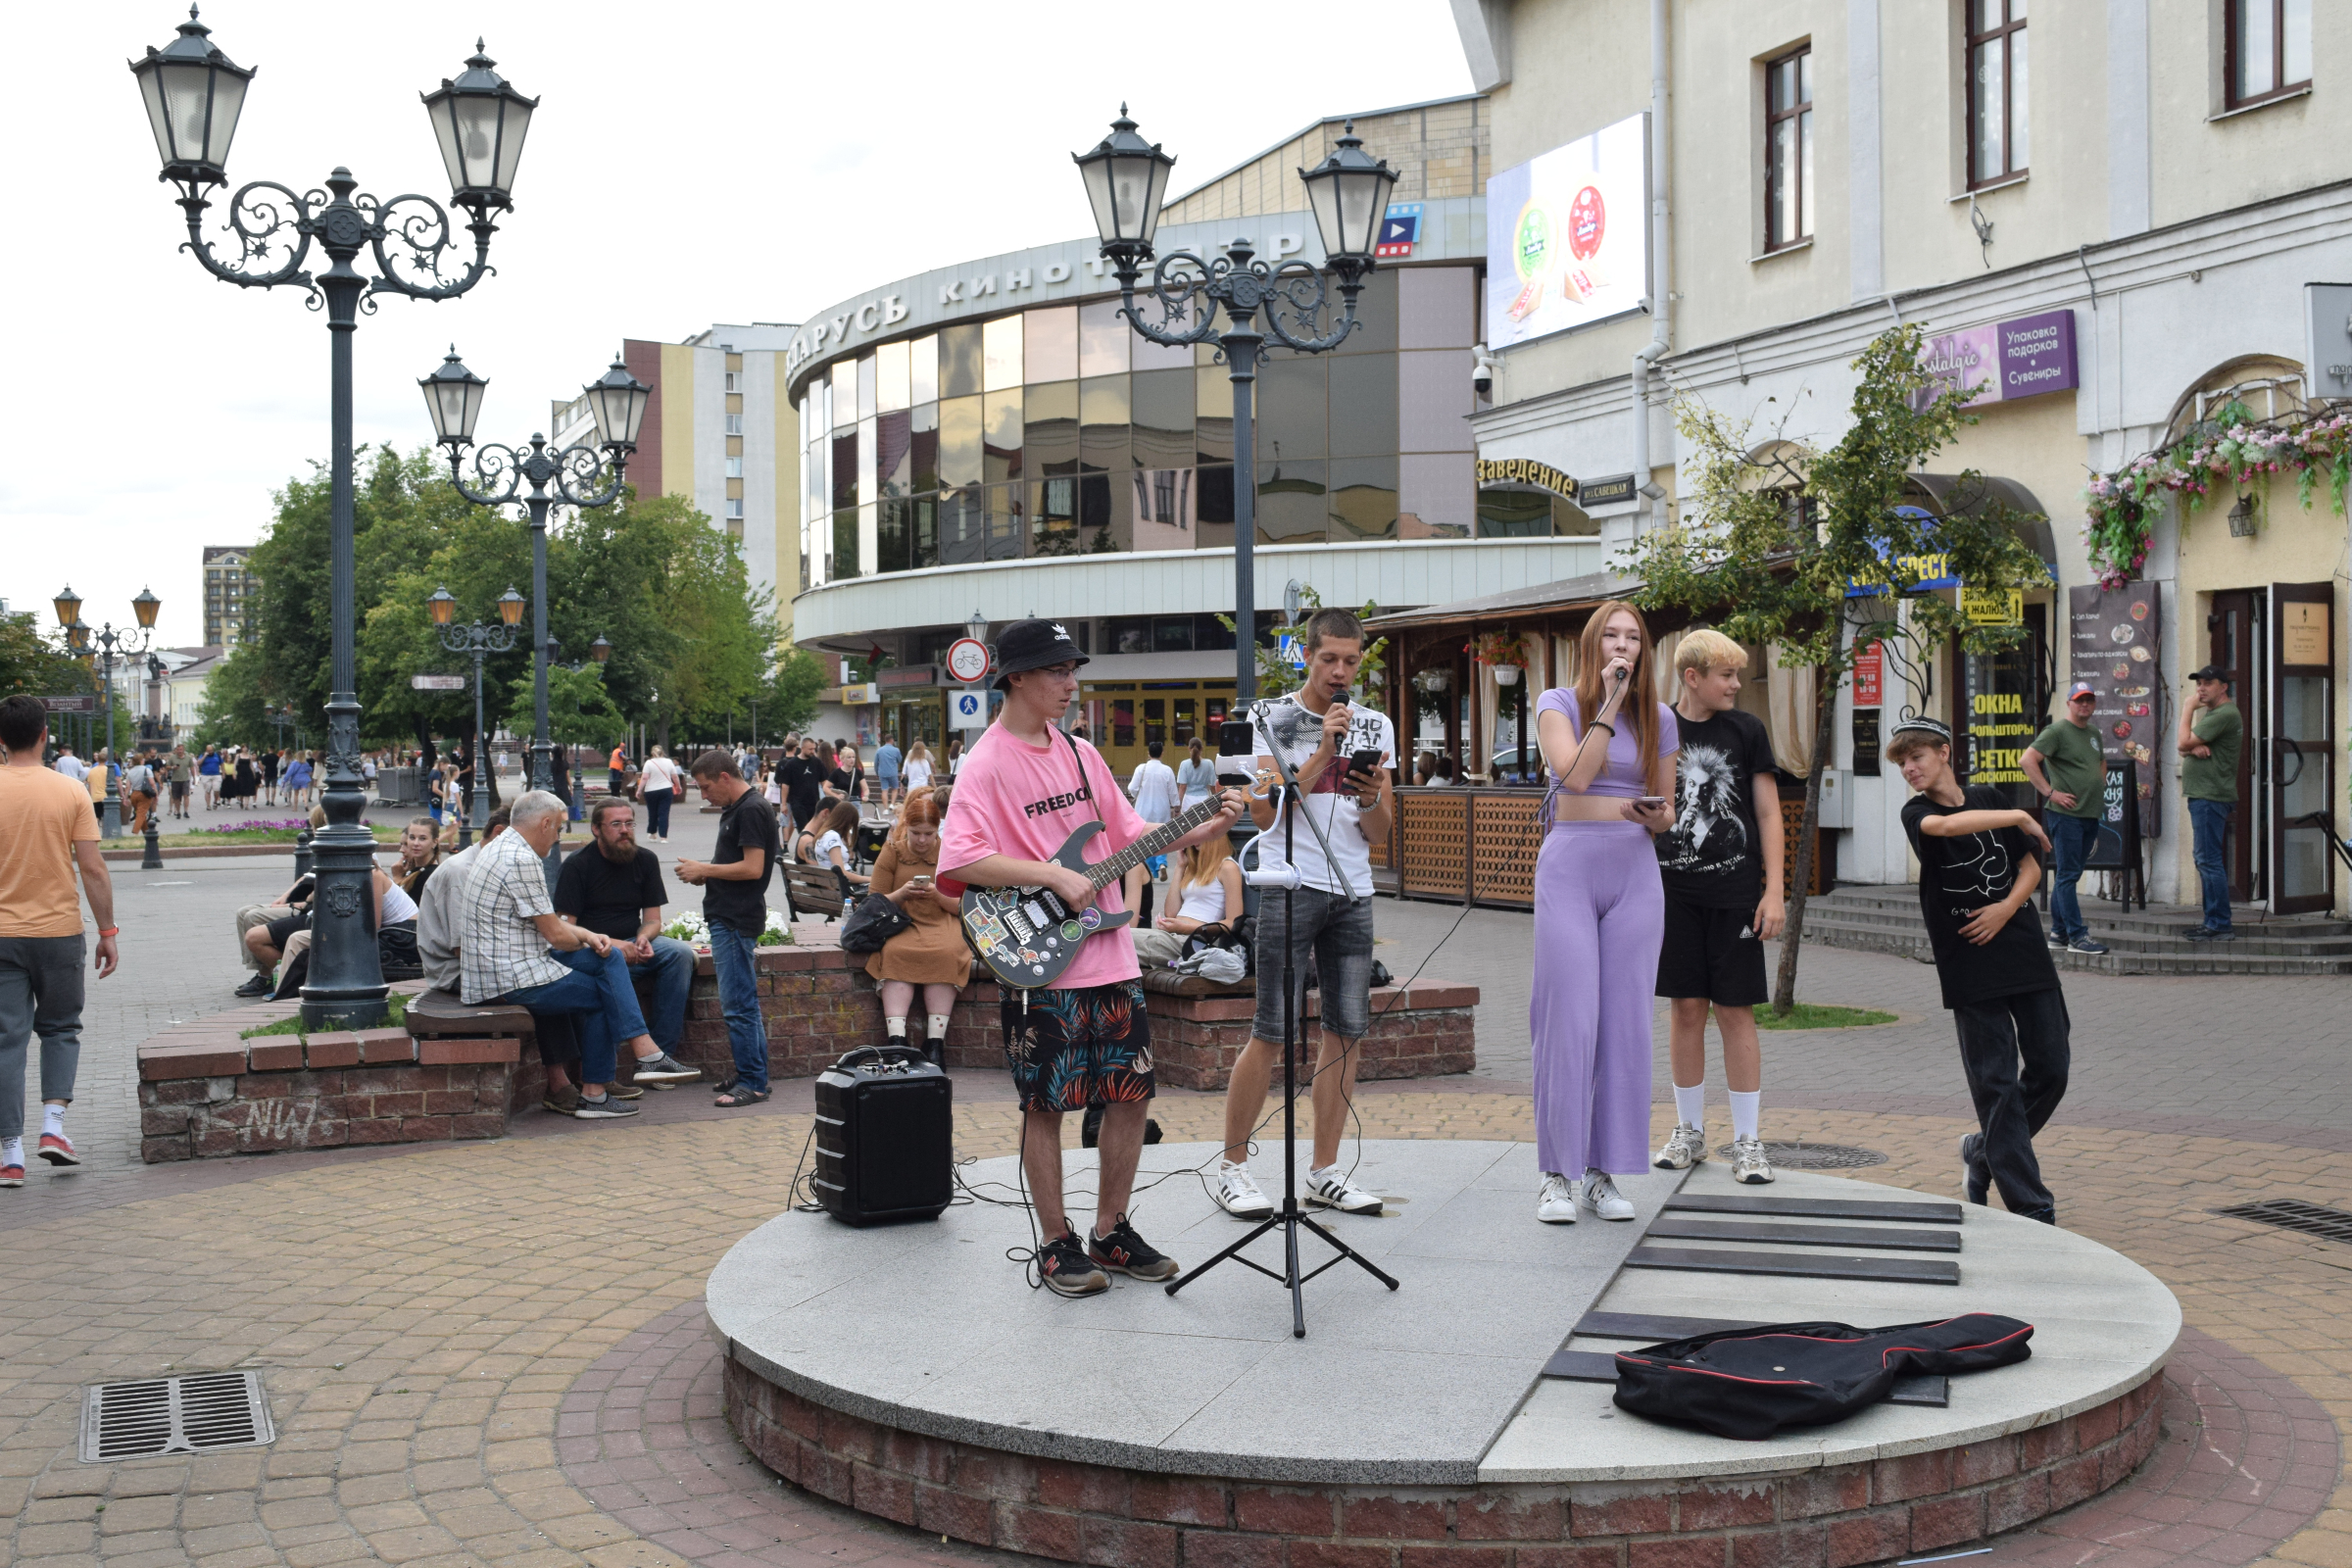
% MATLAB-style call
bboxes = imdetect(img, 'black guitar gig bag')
[1612,1314,2034,1440]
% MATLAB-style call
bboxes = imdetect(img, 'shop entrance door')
[2270,582,2336,914]
[2207,589,2261,902]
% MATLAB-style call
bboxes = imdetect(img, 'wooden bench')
[404,988,539,1041]
[782,860,850,922]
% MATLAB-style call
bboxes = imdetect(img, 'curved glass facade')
[795,265,1568,590]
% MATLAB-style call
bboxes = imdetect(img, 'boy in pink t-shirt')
[940,620,1243,1298]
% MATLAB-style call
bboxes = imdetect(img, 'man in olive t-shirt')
[2177,664,2243,940]
[2021,680,2109,955]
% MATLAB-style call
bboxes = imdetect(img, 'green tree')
[509,662,626,749]
[1214,585,1389,702]
[757,649,828,736]
[1627,324,2049,1015]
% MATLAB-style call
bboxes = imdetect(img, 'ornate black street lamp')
[422,347,651,802]
[1072,109,1397,707]
[130,8,538,1029]
[52,585,162,839]
[427,584,524,849]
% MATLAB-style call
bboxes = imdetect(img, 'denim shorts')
[1250,887,1377,1041]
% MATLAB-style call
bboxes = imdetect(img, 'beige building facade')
[1458,0,2352,916]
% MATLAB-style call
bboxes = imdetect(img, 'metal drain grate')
[80,1372,274,1462]
[1714,1141,1888,1170]
[2212,1199,2352,1245]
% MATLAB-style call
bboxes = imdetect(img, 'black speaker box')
[812,1047,953,1226]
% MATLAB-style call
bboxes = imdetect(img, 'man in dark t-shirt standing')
[677,752,780,1107]
[779,738,825,832]
[554,798,702,1086]
[1889,718,2069,1226]
[1650,632,1786,1185]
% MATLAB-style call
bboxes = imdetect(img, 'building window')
[1765,45,1814,249]
[1966,0,2028,187]
[2229,0,2312,107]
[724,370,741,393]
[726,498,745,519]
[725,456,744,478]
[725,413,744,435]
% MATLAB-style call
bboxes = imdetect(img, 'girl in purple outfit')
[1530,601,1679,1224]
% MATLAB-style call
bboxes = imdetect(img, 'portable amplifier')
[811,1047,953,1226]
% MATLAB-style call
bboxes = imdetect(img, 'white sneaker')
[1304,1164,1383,1215]
[1581,1172,1637,1221]
[1213,1160,1275,1220]
[1731,1137,1777,1185]
[1652,1123,1708,1170]
[1537,1172,1579,1224]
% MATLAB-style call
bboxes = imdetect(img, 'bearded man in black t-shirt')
[1888,718,2070,1227]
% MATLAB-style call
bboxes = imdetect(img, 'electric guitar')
[958,787,1252,988]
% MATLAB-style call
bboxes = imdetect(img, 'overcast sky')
[5,3,1471,652]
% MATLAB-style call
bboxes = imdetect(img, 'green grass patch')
[152,825,404,849]
[240,993,414,1040]
[1755,1002,1898,1030]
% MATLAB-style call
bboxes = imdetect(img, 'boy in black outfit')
[1887,718,2070,1225]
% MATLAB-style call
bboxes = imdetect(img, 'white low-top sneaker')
[1581,1172,1637,1221]
[1652,1123,1708,1169]
[1213,1160,1276,1220]
[1537,1172,1579,1223]
[1731,1137,1777,1185]
[1304,1164,1384,1215]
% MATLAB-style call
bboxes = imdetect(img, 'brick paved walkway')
[3,830,2348,1568]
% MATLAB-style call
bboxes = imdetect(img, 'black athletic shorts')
[1655,896,1768,1006]
[265,909,314,951]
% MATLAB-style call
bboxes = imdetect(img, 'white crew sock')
[1672,1082,1706,1130]
[42,1104,66,1138]
[2,1137,21,1168]
[885,1017,907,1039]
[925,1013,951,1040]
[1730,1091,1762,1143]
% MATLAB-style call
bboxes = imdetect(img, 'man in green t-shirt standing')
[2177,663,2244,941]
[2022,679,2110,956]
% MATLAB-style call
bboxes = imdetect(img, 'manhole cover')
[2212,1199,2352,1245]
[80,1372,274,1462]
[1714,1141,1888,1170]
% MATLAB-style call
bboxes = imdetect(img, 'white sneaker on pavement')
[1581,1171,1637,1221]
[1303,1164,1383,1215]
[1213,1160,1275,1220]
[1652,1123,1708,1169]
[1731,1137,1777,1185]
[1537,1172,1579,1223]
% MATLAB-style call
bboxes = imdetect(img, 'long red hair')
[1571,599,1662,778]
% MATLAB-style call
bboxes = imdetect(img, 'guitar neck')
[1086,795,1227,891]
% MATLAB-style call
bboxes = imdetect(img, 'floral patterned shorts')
[1000,981,1154,1113]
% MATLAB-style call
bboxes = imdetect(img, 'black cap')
[991,618,1088,689]
[2187,663,2230,684]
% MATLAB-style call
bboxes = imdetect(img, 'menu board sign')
[2066,582,2162,837]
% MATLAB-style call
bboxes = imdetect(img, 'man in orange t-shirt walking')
[0,695,120,1186]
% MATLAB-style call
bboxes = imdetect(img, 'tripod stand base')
[1165,1200,1399,1338]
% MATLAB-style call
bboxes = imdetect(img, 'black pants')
[1950,988,2070,1218]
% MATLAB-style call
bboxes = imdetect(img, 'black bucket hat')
[992,618,1089,690]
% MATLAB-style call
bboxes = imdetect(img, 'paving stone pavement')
[2,820,2348,1568]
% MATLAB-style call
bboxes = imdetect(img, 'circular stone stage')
[707,1141,2179,1567]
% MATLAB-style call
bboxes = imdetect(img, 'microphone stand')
[1166,700,1399,1337]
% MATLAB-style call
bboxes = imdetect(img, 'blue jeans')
[643,787,673,837]
[497,948,650,1087]
[2043,812,2102,943]
[708,923,769,1094]
[2188,799,2234,932]
[627,936,698,1052]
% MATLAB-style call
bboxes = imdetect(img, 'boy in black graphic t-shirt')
[1888,718,2070,1226]
[1650,632,1785,1185]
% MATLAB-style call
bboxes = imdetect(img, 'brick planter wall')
[722,1356,2165,1568]
[138,1010,522,1163]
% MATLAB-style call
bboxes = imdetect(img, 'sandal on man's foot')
[713,1087,769,1107]
[709,1077,738,1095]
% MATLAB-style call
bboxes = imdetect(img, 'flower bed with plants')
[2082,400,2352,587]
[661,909,795,952]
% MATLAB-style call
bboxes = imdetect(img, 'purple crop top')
[1537,687,1680,799]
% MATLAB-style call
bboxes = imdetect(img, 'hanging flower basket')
[1467,630,1532,673]
[1492,662,1523,686]
[2082,400,2352,588]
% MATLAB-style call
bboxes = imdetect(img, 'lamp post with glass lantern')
[128,7,539,1029]
[426,584,523,850]
[1071,109,1397,710]
[52,585,161,839]
[420,347,651,805]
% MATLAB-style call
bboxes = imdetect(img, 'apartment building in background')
[201,545,256,648]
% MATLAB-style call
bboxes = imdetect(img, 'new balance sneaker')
[1653,1123,1708,1170]
[0,1164,22,1189]
[2046,931,2071,950]
[1537,1172,1578,1224]
[2067,936,2110,956]
[1038,1232,1110,1297]
[571,1094,639,1119]
[37,1133,78,1167]
[1581,1172,1637,1221]
[1730,1137,1776,1185]
[1960,1132,1990,1206]
[1213,1160,1276,1220]
[1304,1164,1383,1215]
[631,1052,701,1084]
[1088,1214,1179,1281]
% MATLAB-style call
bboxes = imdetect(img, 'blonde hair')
[1178,831,1236,893]
[906,740,930,763]
[1674,628,1749,677]
[1572,600,1663,777]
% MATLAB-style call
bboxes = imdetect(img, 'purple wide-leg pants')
[1531,821,1663,1177]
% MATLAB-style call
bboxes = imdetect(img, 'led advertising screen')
[1484,114,1650,349]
